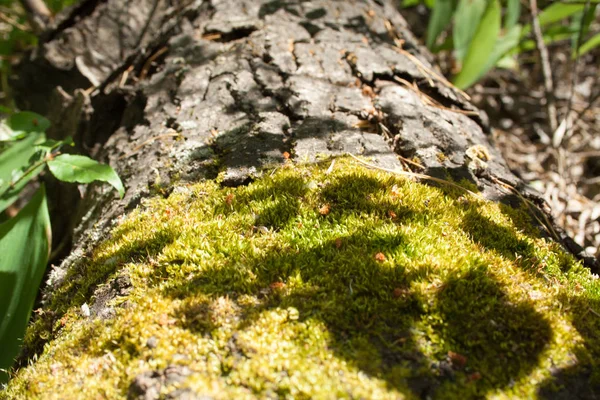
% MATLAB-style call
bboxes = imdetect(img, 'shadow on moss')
[13,158,598,399]
[460,209,538,269]
[235,174,309,230]
[434,266,552,391]
[19,227,179,367]
[157,164,556,398]
[537,295,600,399]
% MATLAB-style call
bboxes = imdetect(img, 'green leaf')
[581,4,597,37]
[0,185,51,383]
[47,154,124,198]
[0,105,13,114]
[0,122,22,142]
[495,53,519,69]
[505,0,521,29]
[0,132,52,213]
[538,3,585,27]
[518,25,580,52]
[0,133,44,197]
[0,112,50,142]
[571,4,598,57]
[36,137,75,153]
[480,24,522,78]
[6,112,50,135]
[521,3,585,37]
[0,162,46,214]
[453,0,501,89]
[577,32,600,57]
[427,0,456,49]
[453,0,488,61]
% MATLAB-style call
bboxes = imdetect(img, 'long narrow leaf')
[538,3,585,27]
[571,4,598,57]
[521,3,585,37]
[453,0,501,89]
[453,0,488,61]
[427,0,456,49]
[577,32,600,57]
[0,162,47,214]
[0,133,43,198]
[505,0,521,29]
[480,25,522,79]
[0,186,51,383]
[518,25,581,52]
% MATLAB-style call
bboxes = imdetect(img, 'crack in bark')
[203,26,259,43]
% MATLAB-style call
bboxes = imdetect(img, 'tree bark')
[5,0,598,397]
[14,0,567,259]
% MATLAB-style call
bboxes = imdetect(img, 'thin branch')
[0,11,28,31]
[393,76,479,116]
[8,151,57,190]
[529,0,559,134]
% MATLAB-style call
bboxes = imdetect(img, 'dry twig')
[0,11,28,31]
[393,76,479,116]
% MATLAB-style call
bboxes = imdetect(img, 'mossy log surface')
[4,0,600,398]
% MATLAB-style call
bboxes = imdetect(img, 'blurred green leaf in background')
[403,0,600,89]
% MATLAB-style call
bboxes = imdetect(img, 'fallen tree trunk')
[3,0,600,398]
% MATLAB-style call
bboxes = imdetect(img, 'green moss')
[3,157,600,399]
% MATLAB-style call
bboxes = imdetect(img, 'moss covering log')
[3,159,600,399]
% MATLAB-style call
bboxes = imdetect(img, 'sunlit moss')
[3,157,600,399]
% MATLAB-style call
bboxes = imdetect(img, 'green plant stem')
[8,151,59,190]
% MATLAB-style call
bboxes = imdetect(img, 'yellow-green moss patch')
[3,157,600,399]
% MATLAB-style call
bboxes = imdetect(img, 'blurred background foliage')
[400,0,599,88]
[0,0,76,109]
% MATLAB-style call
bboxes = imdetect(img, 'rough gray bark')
[10,0,597,391]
